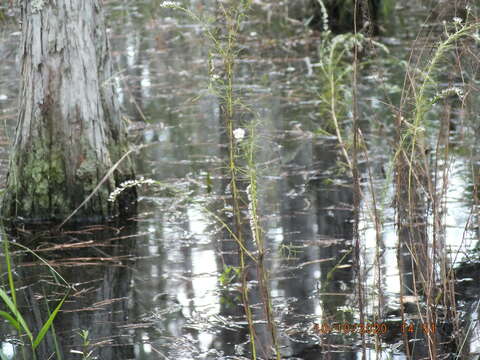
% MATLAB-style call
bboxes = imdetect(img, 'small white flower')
[453,17,463,24]
[161,1,180,8]
[233,128,245,140]
[31,0,46,13]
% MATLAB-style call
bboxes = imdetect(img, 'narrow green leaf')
[32,291,69,350]
[3,238,16,307]
[0,288,33,341]
[0,310,21,332]
[42,286,63,360]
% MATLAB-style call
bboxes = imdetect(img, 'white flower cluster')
[108,176,156,202]
[431,87,464,104]
[317,0,329,32]
[31,0,45,13]
[447,87,464,97]
[452,17,463,24]
[160,1,181,8]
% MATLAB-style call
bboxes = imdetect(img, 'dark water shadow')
[0,223,138,359]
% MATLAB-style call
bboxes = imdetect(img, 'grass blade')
[32,291,69,350]
[0,288,33,342]
[0,310,21,332]
[3,238,16,307]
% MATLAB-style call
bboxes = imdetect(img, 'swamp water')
[0,0,479,359]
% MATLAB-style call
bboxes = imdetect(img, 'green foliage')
[161,2,281,359]
[0,280,69,354]
[78,330,94,360]
[219,265,240,287]
[396,17,480,186]
[316,31,389,132]
[0,289,31,340]
[326,249,352,281]
[32,293,68,350]
[316,31,361,133]
[411,20,479,128]
[0,233,70,358]
[70,329,94,359]
[315,31,387,169]
[279,243,303,260]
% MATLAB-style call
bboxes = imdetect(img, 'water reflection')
[0,225,137,359]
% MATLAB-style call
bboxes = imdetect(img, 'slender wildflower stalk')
[159,2,280,358]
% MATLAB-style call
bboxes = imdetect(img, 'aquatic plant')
[70,330,94,360]
[309,2,480,357]
[0,229,70,359]
[106,2,282,357]
[315,30,388,171]
[159,1,282,358]
[393,14,480,358]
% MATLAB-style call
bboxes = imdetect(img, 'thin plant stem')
[352,2,365,359]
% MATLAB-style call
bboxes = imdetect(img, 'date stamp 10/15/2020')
[312,322,437,336]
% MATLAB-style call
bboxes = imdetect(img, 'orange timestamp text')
[400,322,436,334]
[312,322,437,335]
[313,322,388,335]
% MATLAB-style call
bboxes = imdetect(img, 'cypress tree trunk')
[1,0,136,222]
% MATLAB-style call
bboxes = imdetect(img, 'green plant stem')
[328,45,352,170]
[3,234,16,307]
[218,4,258,358]
[246,126,280,360]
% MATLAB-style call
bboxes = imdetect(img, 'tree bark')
[1,0,136,223]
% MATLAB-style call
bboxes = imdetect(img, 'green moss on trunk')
[1,0,137,224]
[2,140,117,222]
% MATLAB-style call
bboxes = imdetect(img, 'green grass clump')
[0,231,71,359]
